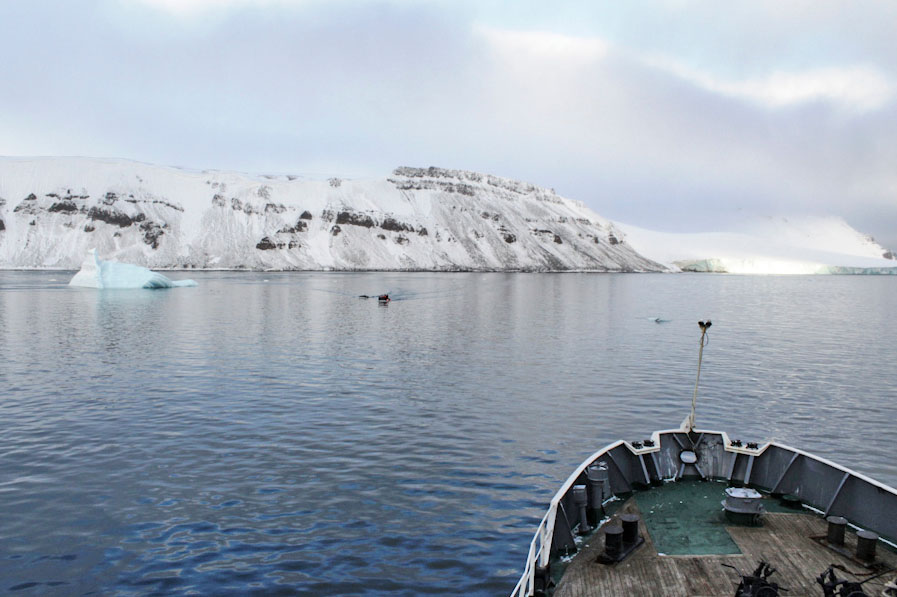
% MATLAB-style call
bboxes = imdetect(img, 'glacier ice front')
[69,249,197,289]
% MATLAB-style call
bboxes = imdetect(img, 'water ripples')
[1,271,896,595]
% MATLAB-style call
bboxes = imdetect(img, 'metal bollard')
[856,530,878,562]
[603,525,623,560]
[621,513,640,546]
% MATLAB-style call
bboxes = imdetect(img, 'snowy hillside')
[618,216,897,274]
[0,157,663,272]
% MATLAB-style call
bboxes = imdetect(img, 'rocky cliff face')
[0,158,665,271]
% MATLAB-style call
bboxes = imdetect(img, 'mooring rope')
[689,320,711,430]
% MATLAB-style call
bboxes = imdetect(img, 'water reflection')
[1,271,896,595]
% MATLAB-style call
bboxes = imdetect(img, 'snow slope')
[618,216,897,274]
[0,157,661,272]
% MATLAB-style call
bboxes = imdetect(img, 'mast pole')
[689,320,711,431]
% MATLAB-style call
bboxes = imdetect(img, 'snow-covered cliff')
[0,157,662,271]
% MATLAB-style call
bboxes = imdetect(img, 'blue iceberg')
[69,249,197,289]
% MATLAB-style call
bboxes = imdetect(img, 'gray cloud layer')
[2,0,895,249]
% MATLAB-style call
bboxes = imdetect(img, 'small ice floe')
[69,249,197,289]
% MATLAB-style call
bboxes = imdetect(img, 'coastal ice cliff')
[618,216,897,275]
[69,249,197,288]
[0,157,661,272]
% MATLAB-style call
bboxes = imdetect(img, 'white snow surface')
[618,216,897,274]
[69,248,197,289]
[0,157,661,271]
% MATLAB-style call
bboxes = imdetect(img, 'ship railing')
[509,439,628,597]
[509,509,552,597]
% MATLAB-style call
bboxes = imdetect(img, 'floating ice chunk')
[69,249,197,289]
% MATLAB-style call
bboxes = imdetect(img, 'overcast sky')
[2,0,896,249]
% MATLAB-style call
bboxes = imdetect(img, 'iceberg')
[69,249,197,289]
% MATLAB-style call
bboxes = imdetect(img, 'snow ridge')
[0,157,662,272]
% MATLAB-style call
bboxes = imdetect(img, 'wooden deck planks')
[553,499,897,597]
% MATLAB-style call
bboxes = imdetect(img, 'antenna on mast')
[688,320,712,431]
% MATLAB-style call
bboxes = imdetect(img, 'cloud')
[647,58,895,113]
[128,0,305,16]
[2,0,896,249]
[477,26,609,67]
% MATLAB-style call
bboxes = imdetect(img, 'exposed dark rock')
[380,217,414,232]
[391,166,557,200]
[321,210,334,222]
[256,236,279,250]
[88,206,134,227]
[48,201,79,213]
[336,211,375,228]
[553,234,563,244]
[395,235,409,245]
[25,193,37,201]
[300,210,313,220]
[884,251,895,260]
[417,227,428,237]
[140,221,164,249]
[504,233,517,243]
[330,225,341,236]
[30,220,36,226]
[264,203,286,214]
[212,194,226,207]
[608,234,620,245]
[388,178,477,196]
[103,192,118,205]
[288,239,300,249]
[329,177,342,188]
[0,219,5,231]
[279,219,307,234]
[84,224,95,232]
[146,199,183,212]
[377,233,386,240]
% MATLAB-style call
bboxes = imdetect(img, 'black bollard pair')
[597,513,644,564]
[825,516,879,563]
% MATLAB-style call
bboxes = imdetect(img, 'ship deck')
[553,481,897,597]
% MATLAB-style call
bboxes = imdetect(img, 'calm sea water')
[2,271,896,595]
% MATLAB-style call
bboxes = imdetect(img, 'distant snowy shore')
[618,217,897,275]
[0,157,660,272]
[1,157,894,274]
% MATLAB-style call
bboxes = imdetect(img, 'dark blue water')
[2,272,896,595]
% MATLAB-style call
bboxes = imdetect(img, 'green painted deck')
[634,480,741,556]
[553,481,897,597]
